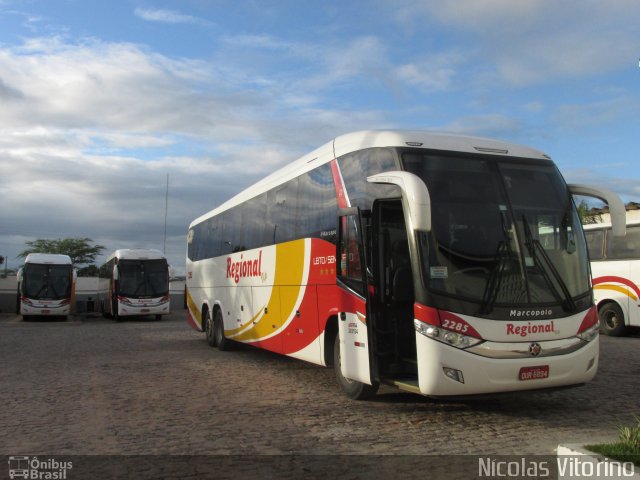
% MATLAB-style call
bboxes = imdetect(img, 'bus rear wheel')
[214,309,233,351]
[333,334,379,400]
[598,302,628,337]
[204,309,217,347]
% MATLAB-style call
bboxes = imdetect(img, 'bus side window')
[339,217,365,296]
[606,225,640,259]
[584,229,604,260]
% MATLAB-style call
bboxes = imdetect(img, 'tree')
[576,200,602,225]
[19,238,105,276]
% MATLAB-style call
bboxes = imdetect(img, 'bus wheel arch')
[214,306,233,351]
[323,315,339,367]
[598,301,628,337]
[332,329,379,400]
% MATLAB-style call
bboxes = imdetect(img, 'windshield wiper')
[480,208,521,315]
[479,240,510,315]
[522,215,577,313]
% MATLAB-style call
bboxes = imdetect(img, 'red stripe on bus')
[329,159,350,209]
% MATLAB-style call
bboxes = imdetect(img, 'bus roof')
[190,129,551,227]
[106,249,167,262]
[24,253,73,265]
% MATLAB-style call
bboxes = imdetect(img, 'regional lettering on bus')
[185,130,626,399]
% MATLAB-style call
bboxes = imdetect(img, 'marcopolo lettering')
[506,321,555,337]
[509,308,553,318]
[226,251,262,284]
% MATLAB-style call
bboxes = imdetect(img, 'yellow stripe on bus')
[594,283,638,302]
[186,287,202,326]
[232,240,306,342]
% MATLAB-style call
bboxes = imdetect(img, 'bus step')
[400,357,417,364]
[390,379,420,394]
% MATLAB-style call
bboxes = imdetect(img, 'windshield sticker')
[525,256,534,267]
[430,266,448,279]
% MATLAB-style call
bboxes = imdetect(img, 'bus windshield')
[402,151,590,314]
[23,264,72,300]
[117,259,169,298]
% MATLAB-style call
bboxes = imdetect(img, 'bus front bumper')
[415,333,599,396]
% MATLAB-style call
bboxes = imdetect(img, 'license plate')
[519,365,549,381]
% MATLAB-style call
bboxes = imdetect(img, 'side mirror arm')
[367,171,432,232]
[568,184,626,237]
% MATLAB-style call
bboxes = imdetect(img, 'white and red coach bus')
[98,249,170,321]
[17,253,76,319]
[186,130,625,399]
[583,221,640,336]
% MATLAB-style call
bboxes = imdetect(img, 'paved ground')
[0,310,638,478]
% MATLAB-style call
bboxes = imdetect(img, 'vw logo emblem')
[529,342,542,357]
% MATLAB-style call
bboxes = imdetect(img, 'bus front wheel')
[598,302,628,337]
[112,300,121,322]
[333,334,379,400]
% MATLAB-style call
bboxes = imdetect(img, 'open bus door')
[335,207,379,399]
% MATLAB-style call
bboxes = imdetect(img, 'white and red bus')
[98,249,170,321]
[17,253,76,319]
[186,130,625,399]
[583,221,640,336]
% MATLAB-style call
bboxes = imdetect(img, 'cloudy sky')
[1,0,638,274]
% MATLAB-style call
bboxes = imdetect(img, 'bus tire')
[214,309,233,351]
[204,309,217,347]
[112,299,121,322]
[333,334,379,400]
[598,302,628,337]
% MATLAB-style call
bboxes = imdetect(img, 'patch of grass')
[586,415,640,467]
[585,443,640,467]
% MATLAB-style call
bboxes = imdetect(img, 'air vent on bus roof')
[474,146,509,154]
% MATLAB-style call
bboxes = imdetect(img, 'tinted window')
[189,158,368,260]
[338,216,365,295]
[606,225,640,259]
[268,177,299,244]
[242,194,268,250]
[338,147,397,208]
[23,264,72,299]
[298,164,339,243]
[584,229,604,260]
[118,259,168,297]
[404,151,591,310]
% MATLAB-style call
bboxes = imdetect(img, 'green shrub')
[586,415,640,467]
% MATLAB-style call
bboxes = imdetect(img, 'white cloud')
[552,96,639,132]
[133,8,206,25]
[439,113,523,139]
[386,0,640,85]
[396,52,462,91]
[0,34,389,270]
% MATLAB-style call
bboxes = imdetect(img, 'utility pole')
[163,173,169,254]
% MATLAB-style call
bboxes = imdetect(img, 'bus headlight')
[414,319,483,349]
